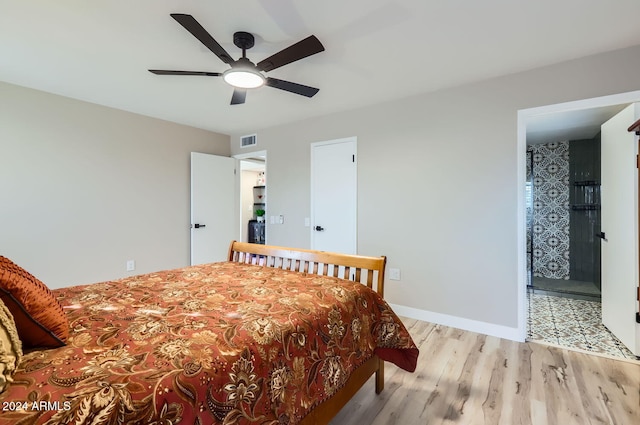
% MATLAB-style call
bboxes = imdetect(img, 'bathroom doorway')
[522,99,639,360]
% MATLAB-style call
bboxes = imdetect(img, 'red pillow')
[0,256,69,348]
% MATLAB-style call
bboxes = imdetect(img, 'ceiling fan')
[149,14,325,105]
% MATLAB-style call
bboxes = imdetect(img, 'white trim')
[390,303,521,342]
[310,137,358,253]
[516,108,528,343]
[516,90,640,343]
[233,149,267,161]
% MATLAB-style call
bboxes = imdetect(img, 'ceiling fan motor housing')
[233,31,255,50]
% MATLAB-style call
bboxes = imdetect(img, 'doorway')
[518,91,640,359]
[235,151,267,244]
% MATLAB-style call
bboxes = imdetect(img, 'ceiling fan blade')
[231,89,247,105]
[170,14,234,65]
[149,70,222,76]
[265,77,319,97]
[257,35,324,72]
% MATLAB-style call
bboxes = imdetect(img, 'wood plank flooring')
[330,318,639,425]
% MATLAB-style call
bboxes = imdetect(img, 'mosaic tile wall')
[530,141,570,280]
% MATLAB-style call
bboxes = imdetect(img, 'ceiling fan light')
[223,69,265,89]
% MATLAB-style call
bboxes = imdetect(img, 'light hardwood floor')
[331,318,639,425]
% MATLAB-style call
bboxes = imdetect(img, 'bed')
[0,241,418,425]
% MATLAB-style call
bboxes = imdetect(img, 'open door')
[190,152,236,265]
[601,103,640,356]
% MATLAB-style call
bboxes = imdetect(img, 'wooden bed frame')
[227,241,387,424]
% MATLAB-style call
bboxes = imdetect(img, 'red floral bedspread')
[0,261,418,425]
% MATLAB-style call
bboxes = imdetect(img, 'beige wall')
[230,45,640,332]
[0,82,230,288]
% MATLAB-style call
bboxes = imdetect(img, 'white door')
[311,138,357,254]
[601,103,640,355]
[190,152,236,265]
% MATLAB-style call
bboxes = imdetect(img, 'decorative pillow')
[0,256,69,348]
[0,298,22,393]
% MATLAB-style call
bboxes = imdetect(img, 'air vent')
[240,134,257,148]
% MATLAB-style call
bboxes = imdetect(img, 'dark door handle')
[194,223,206,229]
[596,231,606,240]
[315,226,324,231]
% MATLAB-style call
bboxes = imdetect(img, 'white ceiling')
[526,104,629,145]
[2,0,640,136]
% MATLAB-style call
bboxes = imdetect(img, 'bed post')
[377,256,387,297]
[227,240,237,261]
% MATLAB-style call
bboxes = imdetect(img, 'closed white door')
[601,103,640,355]
[311,138,357,254]
[190,152,236,265]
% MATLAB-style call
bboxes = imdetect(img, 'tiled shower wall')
[529,141,570,280]
[569,137,601,286]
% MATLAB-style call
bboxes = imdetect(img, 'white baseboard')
[389,303,523,342]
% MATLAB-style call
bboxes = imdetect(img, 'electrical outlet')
[126,260,135,272]
[389,268,401,280]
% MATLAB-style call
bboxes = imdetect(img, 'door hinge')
[352,154,355,163]
[637,154,639,169]
[637,288,639,323]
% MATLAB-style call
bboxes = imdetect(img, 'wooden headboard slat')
[366,272,374,288]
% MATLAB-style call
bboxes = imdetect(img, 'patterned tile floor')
[527,290,638,360]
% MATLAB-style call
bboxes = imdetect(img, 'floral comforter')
[0,261,418,425]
